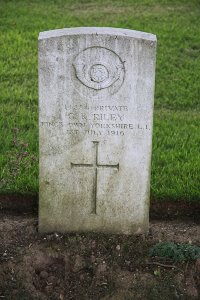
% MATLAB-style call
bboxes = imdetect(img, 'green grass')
[150,242,200,262]
[0,0,200,200]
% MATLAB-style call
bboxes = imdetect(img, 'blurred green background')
[0,0,200,201]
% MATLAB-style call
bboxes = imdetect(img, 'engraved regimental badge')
[73,46,125,94]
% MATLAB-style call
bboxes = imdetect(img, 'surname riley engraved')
[73,46,125,92]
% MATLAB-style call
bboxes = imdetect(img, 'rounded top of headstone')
[39,27,157,43]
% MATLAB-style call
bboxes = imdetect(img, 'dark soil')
[0,195,200,299]
[1,194,200,221]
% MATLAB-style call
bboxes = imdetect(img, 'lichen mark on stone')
[73,46,125,91]
[71,141,119,214]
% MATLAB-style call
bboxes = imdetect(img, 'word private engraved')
[71,141,119,214]
[73,46,125,92]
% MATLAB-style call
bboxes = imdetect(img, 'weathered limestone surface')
[39,27,157,234]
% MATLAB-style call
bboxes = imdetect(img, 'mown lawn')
[0,0,200,201]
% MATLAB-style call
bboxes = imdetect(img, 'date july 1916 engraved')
[71,141,119,214]
[73,46,125,92]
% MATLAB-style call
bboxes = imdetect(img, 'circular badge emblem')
[73,46,125,92]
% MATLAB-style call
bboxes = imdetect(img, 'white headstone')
[39,27,156,234]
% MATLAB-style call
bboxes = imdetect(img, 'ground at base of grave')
[0,212,200,300]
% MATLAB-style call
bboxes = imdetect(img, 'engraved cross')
[71,141,119,214]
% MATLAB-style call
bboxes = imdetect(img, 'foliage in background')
[0,0,200,199]
[149,242,200,262]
